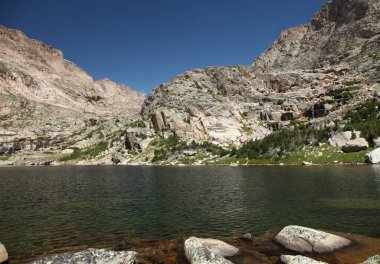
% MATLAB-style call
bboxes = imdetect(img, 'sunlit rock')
[275,225,351,253]
[29,248,137,264]
[281,255,327,264]
[184,237,238,264]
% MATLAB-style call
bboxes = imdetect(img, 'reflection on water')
[371,165,380,195]
[0,165,379,263]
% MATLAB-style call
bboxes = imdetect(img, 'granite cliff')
[141,0,379,147]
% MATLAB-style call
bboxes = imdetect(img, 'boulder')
[184,237,238,264]
[240,233,253,242]
[367,148,380,164]
[30,248,137,264]
[274,225,351,253]
[281,255,327,264]
[362,254,380,264]
[111,152,122,164]
[0,242,8,263]
[341,138,369,153]
[328,131,360,147]
[374,137,380,148]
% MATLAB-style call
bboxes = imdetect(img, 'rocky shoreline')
[2,226,380,264]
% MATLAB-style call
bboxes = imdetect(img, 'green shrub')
[344,99,380,145]
[235,126,330,159]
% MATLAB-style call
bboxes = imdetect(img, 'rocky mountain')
[0,0,379,166]
[139,0,379,149]
[0,25,144,165]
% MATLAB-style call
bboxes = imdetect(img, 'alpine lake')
[1,165,380,263]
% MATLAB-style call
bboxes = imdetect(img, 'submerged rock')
[362,254,380,264]
[0,242,8,263]
[366,148,380,164]
[240,233,253,242]
[30,248,137,264]
[274,225,351,253]
[281,255,327,264]
[184,237,238,264]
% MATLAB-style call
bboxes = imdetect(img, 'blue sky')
[0,0,326,94]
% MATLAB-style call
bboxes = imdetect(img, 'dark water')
[1,165,380,263]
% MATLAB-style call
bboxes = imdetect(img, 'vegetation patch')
[0,155,10,161]
[152,135,228,163]
[58,141,108,162]
[344,99,380,146]
[329,85,360,103]
[234,125,330,160]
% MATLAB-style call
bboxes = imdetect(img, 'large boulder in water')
[274,226,351,253]
[0,242,8,263]
[366,148,380,164]
[281,255,327,264]
[29,248,137,264]
[362,254,380,264]
[184,237,238,264]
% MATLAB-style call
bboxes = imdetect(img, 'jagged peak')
[311,0,371,30]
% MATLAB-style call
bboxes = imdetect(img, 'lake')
[1,165,380,263]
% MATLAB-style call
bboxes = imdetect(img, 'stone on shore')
[29,248,137,264]
[184,237,238,264]
[0,242,8,263]
[366,148,380,164]
[362,254,380,264]
[281,255,327,264]
[341,138,369,153]
[274,225,351,254]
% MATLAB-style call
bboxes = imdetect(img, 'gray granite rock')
[0,242,8,263]
[184,237,238,264]
[362,254,380,264]
[275,225,351,253]
[29,248,137,264]
[281,255,327,264]
[367,148,380,164]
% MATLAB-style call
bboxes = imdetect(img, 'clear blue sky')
[0,0,326,94]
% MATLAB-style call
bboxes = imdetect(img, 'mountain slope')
[0,26,144,165]
[140,0,379,149]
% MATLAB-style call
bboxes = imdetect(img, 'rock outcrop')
[184,237,238,264]
[281,255,327,264]
[29,248,137,264]
[0,242,8,263]
[274,225,351,254]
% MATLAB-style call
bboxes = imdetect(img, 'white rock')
[184,237,238,264]
[274,225,351,253]
[362,254,380,264]
[29,248,137,264]
[374,138,380,148]
[281,255,327,264]
[0,243,8,263]
[61,148,74,154]
[366,148,380,164]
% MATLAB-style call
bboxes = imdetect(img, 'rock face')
[29,248,137,264]
[0,242,8,263]
[274,225,351,254]
[366,148,380,164]
[281,255,327,264]
[0,25,144,165]
[184,237,239,264]
[362,254,380,264]
[141,0,380,147]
